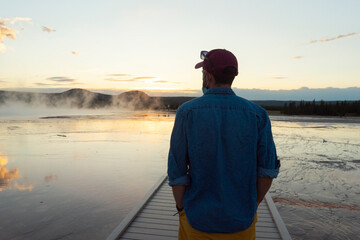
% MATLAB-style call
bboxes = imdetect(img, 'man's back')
[168,49,279,238]
[168,87,279,233]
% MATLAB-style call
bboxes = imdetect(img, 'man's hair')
[213,66,237,85]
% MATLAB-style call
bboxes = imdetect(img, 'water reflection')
[44,174,58,182]
[0,111,174,240]
[0,153,33,191]
[0,112,359,240]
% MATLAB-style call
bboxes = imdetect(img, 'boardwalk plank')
[137,212,178,221]
[151,198,174,203]
[109,175,290,240]
[127,226,178,237]
[122,232,177,240]
[256,231,281,238]
[151,195,174,200]
[256,227,279,233]
[134,218,179,226]
[131,222,179,231]
[144,204,271,215]
[147,200,269,212]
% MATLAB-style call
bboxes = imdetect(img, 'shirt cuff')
[168,175,190,186]
[257,167,279,178]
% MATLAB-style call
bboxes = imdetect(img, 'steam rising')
[0,88,164,111]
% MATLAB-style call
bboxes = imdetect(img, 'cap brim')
[195,61,204,69]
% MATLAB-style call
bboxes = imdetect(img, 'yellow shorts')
[178,210,257,240]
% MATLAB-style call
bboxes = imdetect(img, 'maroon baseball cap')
[195,49,238,78]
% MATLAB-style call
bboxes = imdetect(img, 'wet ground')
[270,118,360,240]
[0,110,359,239]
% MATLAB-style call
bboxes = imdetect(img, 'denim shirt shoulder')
[178,87,268,123]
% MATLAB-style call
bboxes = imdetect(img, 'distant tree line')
[282,100,360,116]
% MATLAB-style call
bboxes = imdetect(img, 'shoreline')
[1,108,360,124]
[269,114,360,124]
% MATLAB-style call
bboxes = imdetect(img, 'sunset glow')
[1,1,360,95]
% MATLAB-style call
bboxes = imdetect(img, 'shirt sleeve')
[257,112,280,178]
[167,108,190,186]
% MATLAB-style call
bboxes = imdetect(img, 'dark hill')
[0,88,162,110]
[119,90,150,100]
[112,90,160,110]
[0,89,288,110]
[1,88,358,115]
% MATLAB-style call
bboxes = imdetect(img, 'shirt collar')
[204,87,235,96]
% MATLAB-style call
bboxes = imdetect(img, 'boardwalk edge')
[265,193,292,240]
[106,174,168,240]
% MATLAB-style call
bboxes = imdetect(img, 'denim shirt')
[167,87,280,233]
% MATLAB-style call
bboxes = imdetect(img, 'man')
[167,49,280,240]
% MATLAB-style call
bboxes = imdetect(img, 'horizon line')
[1,86,360,94]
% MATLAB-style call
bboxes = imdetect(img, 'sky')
[1,0,360,97]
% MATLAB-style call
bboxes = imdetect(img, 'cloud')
[104,74,133,81]
[310,33,360,44]
[0,18,17,42]
[42,26,56,33]
[36,76,81,86]
[35,82,83,86]
[104,78,138,82]
[0,18,17,52]
[0,43,5,53]
[47,77,76,82]
[0,87,70,93]
[9,17,31,24]
[293,56,304,59]
[139,89,200,96]
[71,51,79,55]
[152,80,181,84]
[272,76,287,79]
[153,80,168,83]
[104,76,157,82]
[0,17,31,53]
[107,74,131,77]
[132,76,156,80]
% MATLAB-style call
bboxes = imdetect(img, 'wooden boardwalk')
[107,175,291,240]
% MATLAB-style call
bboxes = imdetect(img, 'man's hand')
[257,177,273,205]
[172,185,186,210]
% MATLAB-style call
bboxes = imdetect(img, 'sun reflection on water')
[1,111,358,239]
[0,153,33,192]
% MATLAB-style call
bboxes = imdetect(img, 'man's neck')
[209,84,231,89]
